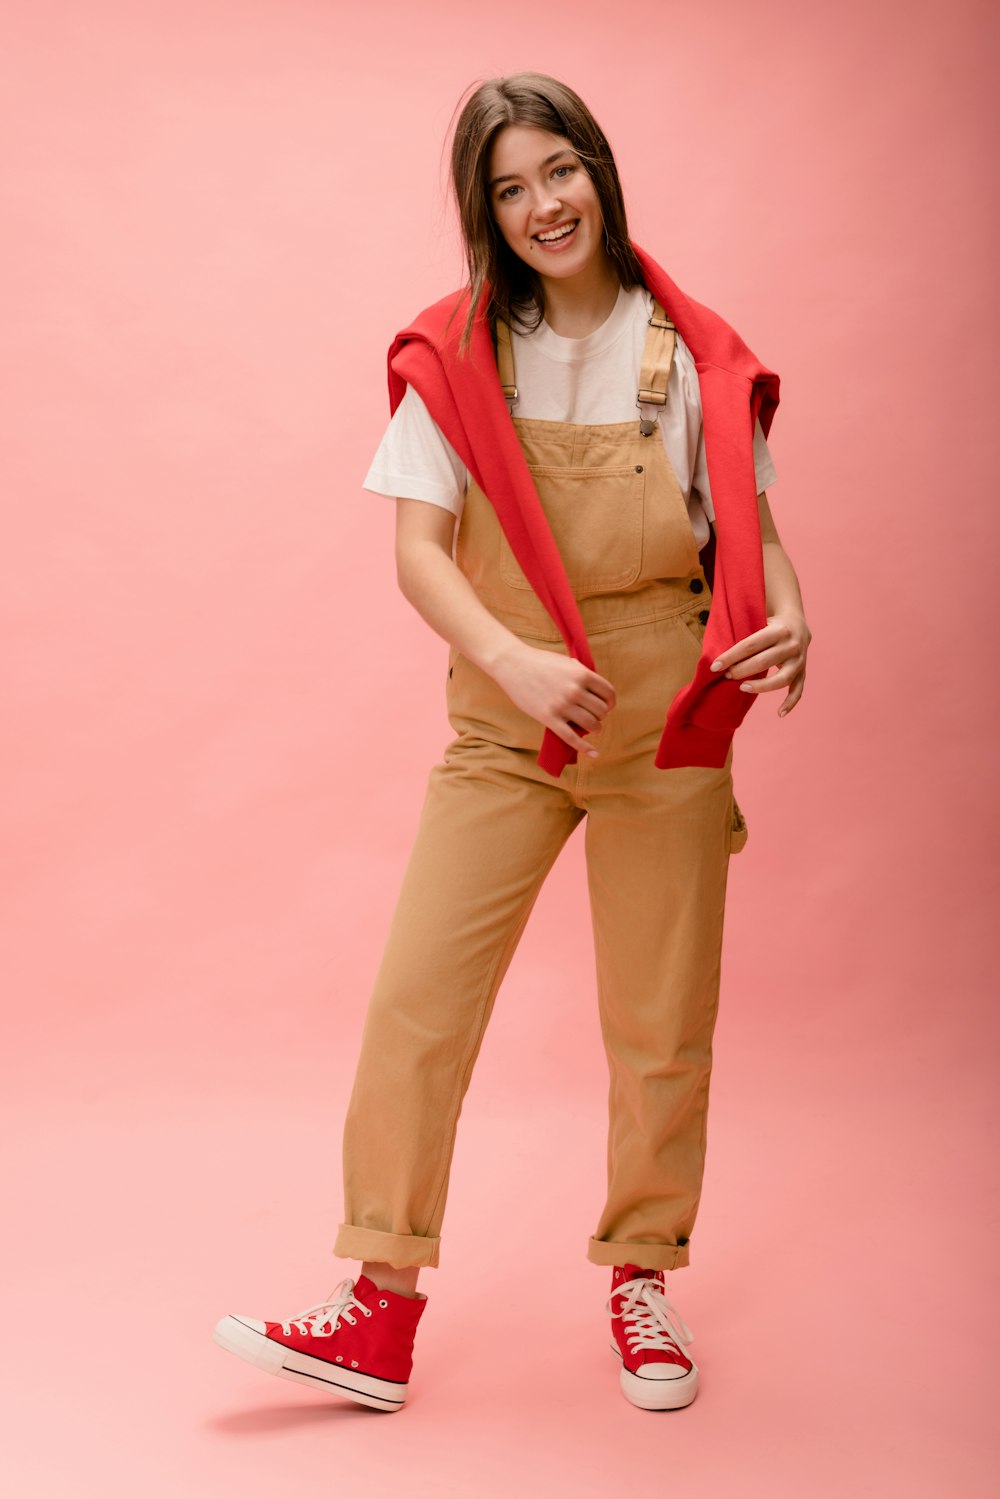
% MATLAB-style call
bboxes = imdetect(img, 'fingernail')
[710,660,724,671]
[740,683,752,692]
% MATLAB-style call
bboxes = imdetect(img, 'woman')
[214,71,810,1413]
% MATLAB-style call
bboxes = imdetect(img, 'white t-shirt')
[363,283,777,551]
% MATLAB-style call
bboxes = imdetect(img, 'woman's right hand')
[393,499,615,756]
[492,641,616,758]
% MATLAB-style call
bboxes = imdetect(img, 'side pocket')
[682,605,747,852]
[730,794,748,855]
[681,604,710,652]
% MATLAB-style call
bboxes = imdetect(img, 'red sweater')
[386,242,781,777]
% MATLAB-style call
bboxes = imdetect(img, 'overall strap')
[494,316,518,414]
[637,299,677,436]
[497,297,677,428]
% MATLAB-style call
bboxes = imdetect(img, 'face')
[486,124,608,283]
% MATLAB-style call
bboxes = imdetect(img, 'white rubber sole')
[213,1315,409,1412]
[610,1337,699,1410]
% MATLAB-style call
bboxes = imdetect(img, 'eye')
[553,164,575,179]
[497,184,521,202]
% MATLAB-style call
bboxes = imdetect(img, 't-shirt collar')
[521,281,637,363]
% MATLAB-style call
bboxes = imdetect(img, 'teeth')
[536,221,578,242]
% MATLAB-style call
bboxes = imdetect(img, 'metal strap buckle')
[636,397,657,437]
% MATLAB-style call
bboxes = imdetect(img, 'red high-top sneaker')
[213,1274,428,1412]
[607,1264,698,1410]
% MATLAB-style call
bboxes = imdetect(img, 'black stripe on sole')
[279,1361,405,1407]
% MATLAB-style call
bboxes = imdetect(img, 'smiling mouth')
[533,219,580,245]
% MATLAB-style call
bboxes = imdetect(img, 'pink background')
[4,0,997,1493]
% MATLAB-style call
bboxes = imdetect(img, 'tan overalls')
[334,301,748,1274]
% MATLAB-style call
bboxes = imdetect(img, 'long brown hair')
[447,72,645,354]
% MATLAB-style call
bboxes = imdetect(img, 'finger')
[579,667,617,705]
[553,689,605,731]
[726,644,798,680]
[778,673,806,718]
[712,623,794,676]
[738,663,796,694]
[571,703,605,731]
[557,719,599,758]
[578,688,614,721]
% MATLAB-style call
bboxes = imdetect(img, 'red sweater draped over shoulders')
[384,241,780,778]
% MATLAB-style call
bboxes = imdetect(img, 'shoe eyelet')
[364,1307,372,1317]
[379,1299,388,1308]
[335,1355,343,1362]
[351,1360,359,1367]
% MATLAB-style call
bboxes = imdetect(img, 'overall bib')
[335,301,748,1273]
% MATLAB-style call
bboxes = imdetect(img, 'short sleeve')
[691,417,778,523]
[752,417,778,494]
[361,383,469,517]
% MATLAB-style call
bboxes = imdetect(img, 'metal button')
[689,578,704,594]
[635,465,643,474]
[699,609,710,624]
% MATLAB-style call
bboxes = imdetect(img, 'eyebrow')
[488,149,576,191]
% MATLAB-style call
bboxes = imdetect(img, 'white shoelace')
[607,1276,694,1356]
[279,1277,373,1338]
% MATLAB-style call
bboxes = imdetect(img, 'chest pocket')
[499,462,645,597]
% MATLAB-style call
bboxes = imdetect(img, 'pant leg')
[580,615,736,1273]
[334,736,584,1270]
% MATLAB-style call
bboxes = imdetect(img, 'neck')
[537,249,622,338]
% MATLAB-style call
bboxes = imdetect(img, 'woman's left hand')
[709,609,811,719]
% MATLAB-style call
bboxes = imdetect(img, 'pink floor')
[7,866,995,1498]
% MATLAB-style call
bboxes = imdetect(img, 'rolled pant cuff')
[333,1222,441,1269]
[587,1236,691,1271]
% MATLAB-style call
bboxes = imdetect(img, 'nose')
[530,183,564,221]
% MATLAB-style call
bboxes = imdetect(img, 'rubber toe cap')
[227,1315,267,1334]
[636,1360,691,1381]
